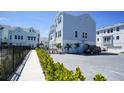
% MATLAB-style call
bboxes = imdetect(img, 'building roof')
[97,22,124,32]
[49,12,94,34]
[0,24,39,33]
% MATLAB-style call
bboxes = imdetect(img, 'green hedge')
[36,48,107,81]
[36,48,86,81]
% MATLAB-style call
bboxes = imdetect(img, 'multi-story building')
[48,12,96,53]
[39,37,49,49]
[0,24,40,48]
[96,22,124,53]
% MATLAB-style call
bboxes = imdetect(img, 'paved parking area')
[51,54,124,81]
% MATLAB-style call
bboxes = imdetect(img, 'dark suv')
[84,44,101,55]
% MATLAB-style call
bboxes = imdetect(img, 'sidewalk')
[18,50,45,81]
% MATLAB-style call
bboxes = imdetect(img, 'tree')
[55,43,62,54]
[74,43,80,53]
[55,43,61,49]
[64,43,72,53]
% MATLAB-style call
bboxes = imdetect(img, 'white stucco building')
[0,24,40,48]
[96,22,124,53]
[48,12,96,53]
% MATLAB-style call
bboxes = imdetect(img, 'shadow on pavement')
[50,52,119,56]
[81,52,118,56]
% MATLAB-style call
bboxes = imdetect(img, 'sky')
[0,11,124,38]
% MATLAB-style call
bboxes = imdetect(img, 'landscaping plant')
[74,67,86,81]
[36,48,86,81]
[93,73,107,81]
[36,48,107,81]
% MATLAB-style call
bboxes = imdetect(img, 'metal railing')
[0,45,31,80]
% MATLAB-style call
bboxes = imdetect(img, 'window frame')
[10,35,12,40]
[75,31,78,38]
[21,36,23,40]
[116,27,120,31]
[15,35,17,39]
[116,36,119,40]
[28,36,30,40]
[97,38,99,41]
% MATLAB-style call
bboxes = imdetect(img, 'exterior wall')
[63,13,96,53]
[54,12,64,52]
[9,29,38,47]
[49,12,96,53]
[0,25,39,48]
[96,23,124,53]
[48,25,56,49]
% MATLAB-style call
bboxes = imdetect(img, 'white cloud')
[0,17,8,21]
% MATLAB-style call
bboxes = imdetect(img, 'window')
[104,30,106,33]
[104,37,110,42]
[58,16,61,24]
[31,36,33,40]
[82,32,87,39]
[82,32,85,38]
[97,38,99,41]
[75,31,77,38]
[111,29,113,33]
[50,36,52,40]
[60,31,61,37]
[10,35,12,40]
[97,32,99,35]
[58,31,61,37]
[0,26,4,30]
[18,35,20,40]
[58,32,59,37]
[104,38,106,41]
[107,29,110,33]
[85,33,87,38]
[28,36,30,40]
[55,32,57,37]
[116,36,119,40]
[34,37,36,40]
[21,36,23,40]
[116,27,120,31]
[15,35,17,39]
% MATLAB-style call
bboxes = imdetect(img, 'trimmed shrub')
[36,48,86,81]
[36,48,107,81]
[93,73,107,81]
[74,67,86,81]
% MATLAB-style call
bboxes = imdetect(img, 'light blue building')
[49,12,96,53]
[0,24,40,48]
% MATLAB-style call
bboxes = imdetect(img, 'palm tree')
[55,43,61,49]
[64,43,72,53]
[74,43,80,53]
[55,43,62,54]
